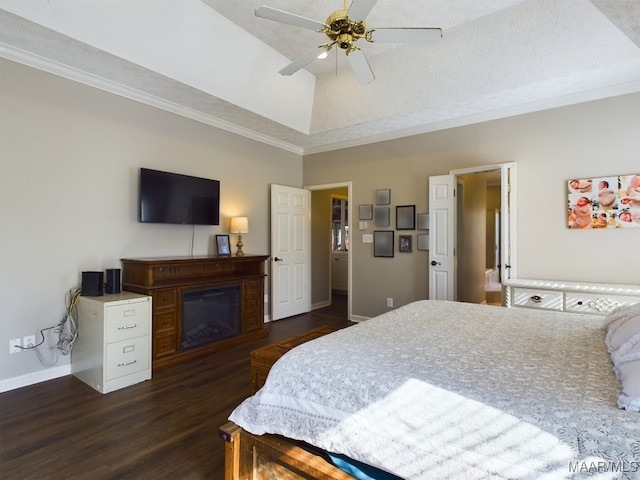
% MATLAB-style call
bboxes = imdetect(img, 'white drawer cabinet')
[510,287,563,311]
[72,292,152,393]
[564,291,640,315]
[504,279,640,315]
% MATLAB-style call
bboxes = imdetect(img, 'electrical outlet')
[9,338,22,354]
[23,335,36,348]
[386,298,393,308]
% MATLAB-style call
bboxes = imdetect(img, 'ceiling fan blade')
[368,28,442,44]
[255,6,326,31]
[279,47,326,76]
[347,48,374,84]
[347,0,378,21]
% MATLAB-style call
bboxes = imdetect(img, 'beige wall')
[2,55,639,387]
[304,93,640,318]
[0,59,303,385]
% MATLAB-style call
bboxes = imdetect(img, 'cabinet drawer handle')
[118,324,138,330]
[117,360,137,367]
[530,295,542,303]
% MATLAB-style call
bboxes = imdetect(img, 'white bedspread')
[229,300,640,479]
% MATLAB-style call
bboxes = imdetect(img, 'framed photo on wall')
[376,189,391,205]
[374,207,390,226]
[396,205,416,230]
[417,213,429,230]
[359,204,373,220]
[374,231,394,257]
[417,234,429,250]
[399,235,412,253]
[567,174,640,229]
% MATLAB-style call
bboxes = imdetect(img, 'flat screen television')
[139,168,220,225]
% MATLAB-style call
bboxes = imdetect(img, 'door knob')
[274,257,284,262]
[430,260,441,266]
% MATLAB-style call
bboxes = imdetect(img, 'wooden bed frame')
[221,326,354,479]
[220,421,355,480]
[220,284,640,479]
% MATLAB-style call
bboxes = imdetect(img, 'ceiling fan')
[255,0,442,84]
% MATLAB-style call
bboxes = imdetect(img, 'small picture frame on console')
[216,235,231,255]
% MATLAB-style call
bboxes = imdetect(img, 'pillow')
[605,303,640,353]
[616,358,640,412]
[611,334,640,367]
[608,316,640,353]
[605,304,640,412]
[606,302,640,325]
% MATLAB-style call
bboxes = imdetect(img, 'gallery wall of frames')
[359,188,429,258]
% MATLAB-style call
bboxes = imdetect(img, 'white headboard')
[503,279,640,315]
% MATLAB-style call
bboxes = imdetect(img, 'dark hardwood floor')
[0,296,351,480]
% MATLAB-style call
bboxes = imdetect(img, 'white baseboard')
[311,300,331,310]
[349,314,369,323]
[0,364,71,393]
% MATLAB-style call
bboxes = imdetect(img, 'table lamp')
[230,216,249,256]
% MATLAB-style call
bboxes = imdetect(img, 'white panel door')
[270,184,311,320]
[428,175,455,300]
[500,162,516,283]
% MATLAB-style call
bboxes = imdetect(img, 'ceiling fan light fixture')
[255,0,442,83]
[337,33,353,50]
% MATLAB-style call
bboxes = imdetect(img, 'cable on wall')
[18,288,81,366]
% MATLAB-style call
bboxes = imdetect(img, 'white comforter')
[229,300,640,479]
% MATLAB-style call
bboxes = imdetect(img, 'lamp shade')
[230,216,249,234]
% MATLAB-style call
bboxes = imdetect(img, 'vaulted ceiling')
[1,0,638,154]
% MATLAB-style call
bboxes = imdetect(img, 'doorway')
[428,162,515,303]
[331,195,349,295]
[307,183,352,321]
[456,170,503,305]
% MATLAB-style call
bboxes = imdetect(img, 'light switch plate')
[362,234,373,244]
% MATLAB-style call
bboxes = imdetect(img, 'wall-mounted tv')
[139,168,220,225]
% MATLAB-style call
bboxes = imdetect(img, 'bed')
[224,300,640,479]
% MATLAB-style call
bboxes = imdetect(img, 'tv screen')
[139,168,220,225]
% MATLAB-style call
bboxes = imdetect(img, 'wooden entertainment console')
[121,254,269,370]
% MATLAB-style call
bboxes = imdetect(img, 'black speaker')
[82,271,104,296]
[105,268,121,294]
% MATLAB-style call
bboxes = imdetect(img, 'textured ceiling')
[1,0,639,154]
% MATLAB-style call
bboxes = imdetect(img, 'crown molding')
[3,42,638,158]
[0,43,305,155]
[301,80,640,155]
